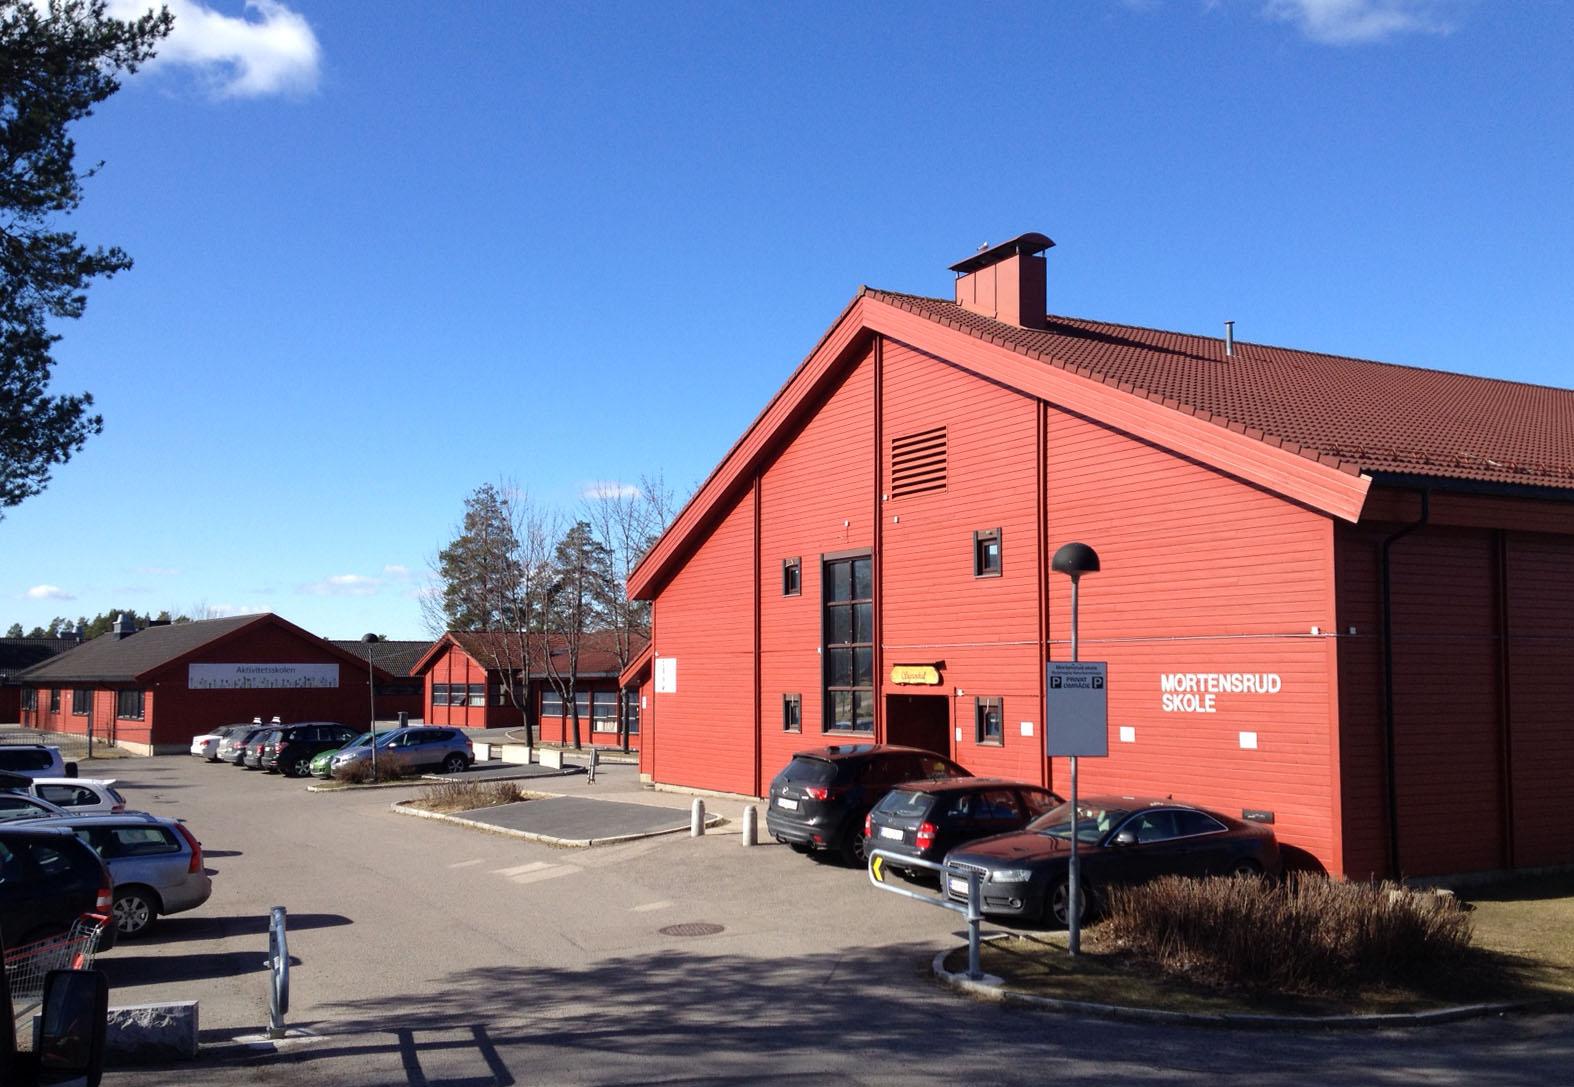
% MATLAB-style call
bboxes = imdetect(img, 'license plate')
[775,796,799,811]
[878,826,904,841]
[947,877,968,895]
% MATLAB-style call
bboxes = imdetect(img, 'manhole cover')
[659,922,725,938]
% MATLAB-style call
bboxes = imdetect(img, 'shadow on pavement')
[97,949,294,988]
[128,912,352,946]
[135,944,1574,1087]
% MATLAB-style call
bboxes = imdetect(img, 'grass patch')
[409,780,528,813]
[961,872,1574,1015]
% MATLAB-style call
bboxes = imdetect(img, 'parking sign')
[1046,661,1108,757]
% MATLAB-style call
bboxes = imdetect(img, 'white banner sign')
[188,663,340,690]
[654,657,677,694]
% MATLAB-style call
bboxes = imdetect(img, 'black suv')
[864,777,1062,867]
[260,722,359,777]
[0,824,115,950]
[766,744,970,866]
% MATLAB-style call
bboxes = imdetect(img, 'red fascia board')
[861,298,1371,522]
[618,641,654,688]
[409,633,462,677]
[628,292,874,599]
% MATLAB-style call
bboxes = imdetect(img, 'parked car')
[766,744,971,866]
[311,731,373,778]
[36,813,211,938]
[0,824,115,948]
[328,727,473,779]
[14,778,128,816]
[241,729,280,770]
[864,778,1062,868]
[941,796,1283,927]
[0,792,71,823]
[189,723,256,761]
[216,726,272,766]
[260,722,360,777]
[0,744,76,780]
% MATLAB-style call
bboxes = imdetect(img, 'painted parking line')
[630,900,673,913]
[447,859,483,868]
[508,865,578,886]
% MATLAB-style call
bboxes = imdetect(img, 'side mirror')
[1113,829,1137,847]
[63,763,79,779]
[37,969,107,1086]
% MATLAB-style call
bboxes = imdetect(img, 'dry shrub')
[417,780,525,813]
[1100,873,1472,997]
[333,760,411,784]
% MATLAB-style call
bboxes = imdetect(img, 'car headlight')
[988,869,1034,883]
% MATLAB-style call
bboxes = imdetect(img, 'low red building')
[414,631,646,748]
[1,636,78,723]
[17,614,412,754]
[627,232,1574,881]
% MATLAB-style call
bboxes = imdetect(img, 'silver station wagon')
[35,812,212,937]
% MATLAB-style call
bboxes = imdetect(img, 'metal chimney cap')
[1051,542,1101,577]
[949,232,1055,275]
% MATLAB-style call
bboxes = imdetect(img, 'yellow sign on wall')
[890,664,941,685]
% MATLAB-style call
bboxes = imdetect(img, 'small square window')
[973,529,1002,578]
[783,693,802,732]
[782,557,801,597]
[975,696,1003,745]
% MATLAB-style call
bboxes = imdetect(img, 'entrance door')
[885,694,950,755]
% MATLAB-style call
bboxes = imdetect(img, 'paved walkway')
[437,763,583,783]
[453,795,708,843]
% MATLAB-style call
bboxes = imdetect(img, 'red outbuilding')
[627,232,1574,881]
[17,613,414,754]
[414,631,645,748]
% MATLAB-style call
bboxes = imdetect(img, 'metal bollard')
[691,798,706,837]
[588,746,599,784]
[264,905,290,1039]
[741,804,757,846]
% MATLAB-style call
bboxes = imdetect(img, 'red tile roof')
[869,289,1574,490]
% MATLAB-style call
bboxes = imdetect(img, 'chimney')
[949,232,1054,330]
[111,614,135,640]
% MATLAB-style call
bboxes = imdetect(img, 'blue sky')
[3,0,1570,639]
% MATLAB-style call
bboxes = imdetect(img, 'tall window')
[622,689,640,736]
[824,554,873,733]
[49,689,60,711]
[71,688,91,716]
[541,690,565,717]
[973,528,1002,578]
[574,692,591,721]
[783,693,802,733]
[782,557,801,596]
[591,691,618,733]
[21,688,36,711]
[116,689,145,720]
[975,696,1003,745]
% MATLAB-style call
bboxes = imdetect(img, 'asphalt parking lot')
[84,754,1574,1086]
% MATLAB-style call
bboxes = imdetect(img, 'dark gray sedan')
[941,796,1282,927]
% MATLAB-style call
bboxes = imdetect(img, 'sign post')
[1049,541,1103,957]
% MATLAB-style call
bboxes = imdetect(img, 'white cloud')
[382,564,412,579]
[1261,0,1460,44]
[300,574,381,598]
[108,1,322,98]
[26,584,74,601]
[582,481,642,500]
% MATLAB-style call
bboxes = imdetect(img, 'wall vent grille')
[890,426,947,498]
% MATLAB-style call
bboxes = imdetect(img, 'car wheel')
[442,753,467,774]
[840,829,869,868]
[1230,858,1264,878]
[1047,879,1090,929]
[113,888,158,938]
[287,755,313,778]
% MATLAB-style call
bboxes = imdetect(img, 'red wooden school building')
[626,232,1574,881]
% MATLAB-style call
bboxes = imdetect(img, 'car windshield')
[1027,802,1130,843]
[874,790,933,819]
[342,732,374,749]
[779,757,836,785]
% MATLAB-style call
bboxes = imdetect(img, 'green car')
[310,732,375,778]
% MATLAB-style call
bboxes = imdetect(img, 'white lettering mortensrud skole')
[1159,672,1282,713]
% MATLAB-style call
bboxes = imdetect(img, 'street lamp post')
[361,633,379,780]
[1050,541,1100,957]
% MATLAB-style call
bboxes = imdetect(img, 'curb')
[931,949,1526,1029]
[390,798,728,847]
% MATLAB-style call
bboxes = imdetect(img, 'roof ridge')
[868,288,1574,396]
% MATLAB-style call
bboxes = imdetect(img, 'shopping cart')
[5,913,110,1050]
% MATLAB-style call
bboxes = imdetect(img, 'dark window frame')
[591,691,618,732]
[973,528,1003,578]
[115,689,145,720]
[21,688,36,712]
[49,688,60,712]
[782,693,802,733]
[542,690,565,717]
[974,696,1004,746]
[822,553,874,734]
[70,688,91,716]
[782,557,801,597]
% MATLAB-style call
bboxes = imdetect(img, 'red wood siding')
[758,347,875,789]
[424,644,503,729]
[1335,510,1574,878]
[1046,407,1343,872]
[650,486,757,795]
[879,340,1043,780]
